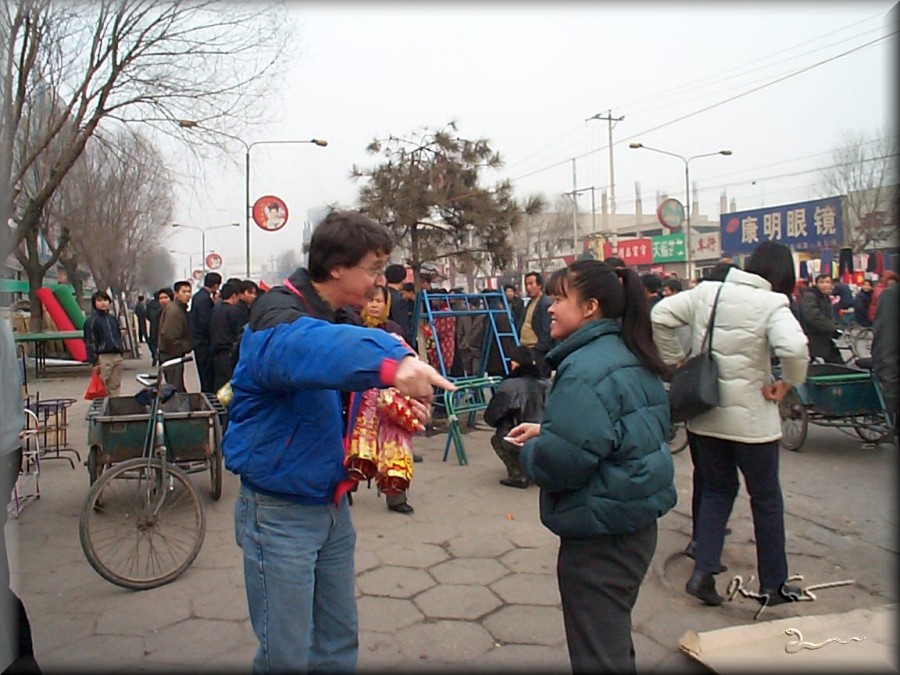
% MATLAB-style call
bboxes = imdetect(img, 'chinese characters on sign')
[650,232,686,263]
[603,238,653,266]
[720,197,843,255]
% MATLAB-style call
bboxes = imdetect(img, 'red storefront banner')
[603,238,653,266]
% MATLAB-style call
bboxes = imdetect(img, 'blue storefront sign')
[720,196,843,255]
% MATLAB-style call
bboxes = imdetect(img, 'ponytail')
[617,268,671,379]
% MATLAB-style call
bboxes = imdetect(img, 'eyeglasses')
[357,262,387,278]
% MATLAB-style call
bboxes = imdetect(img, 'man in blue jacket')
[224,210,454,673]
[83,290,125,396]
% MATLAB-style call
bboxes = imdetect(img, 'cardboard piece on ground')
[679,604,897,673]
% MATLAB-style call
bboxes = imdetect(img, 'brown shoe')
[499,477,529,489]
[388,501,414,514]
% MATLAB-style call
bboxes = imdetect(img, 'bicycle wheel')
[852,414,891,444]
[666,422,689,454]
[779,390,808,451]
[79,457,206,590]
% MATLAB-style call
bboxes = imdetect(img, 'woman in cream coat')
[651,241,809,607]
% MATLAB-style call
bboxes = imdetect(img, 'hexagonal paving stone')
[476,643,570,671]
[356,566,436,598]
[375,542,450,568]
[490,573,560,606]
[446,534,515,558]
[483,605,566,646]
[143,618,248,663]
[358,596,424,632]
[395,620,495,662]
[96,596,192,635]
[414,584,501,620]
[499,546,557,575]
[355,548,381,574]
[429,557,509,585]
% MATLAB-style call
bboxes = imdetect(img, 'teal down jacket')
[519,319,677,539]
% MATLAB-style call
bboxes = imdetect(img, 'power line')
[509,31,896,184]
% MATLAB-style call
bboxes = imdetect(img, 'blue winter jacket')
[222,269,413,505]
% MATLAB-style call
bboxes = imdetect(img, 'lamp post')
[171,222,240,273]
[628,143,732,278]
[168,249,203,278]
[177,121,327,277]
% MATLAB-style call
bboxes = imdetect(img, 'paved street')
[7,350,898,673]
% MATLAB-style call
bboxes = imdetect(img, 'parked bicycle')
[79,355,207,590]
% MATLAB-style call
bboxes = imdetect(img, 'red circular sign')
[252,195,289,232]
[205,252,223,270]
[656,198,685,230]
[191,269,203,281]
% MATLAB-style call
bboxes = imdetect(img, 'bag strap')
[701,284,725,354]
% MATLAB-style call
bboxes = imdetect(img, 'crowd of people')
[5,209,898,673]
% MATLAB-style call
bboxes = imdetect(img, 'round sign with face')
[656,198,685,230]
[205,252,223,270]
[252,195,289,232]
[192,269,203,281]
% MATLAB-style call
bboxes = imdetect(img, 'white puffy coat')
[651,268,809,443]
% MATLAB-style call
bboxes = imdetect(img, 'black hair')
[137,295,145,301]
[524,271,543,288]
[308,210,393,282]
[156,287,174,301]
[546,260,669,378]
[173,280,192,293]
[401,282,415,293]
[663,278,682,293]
[91,290,111,307]
[239,280,259,294]
[203,272,222,288]
[706,261,739,282]
[219,282,239,300]
[503,284,517,293]
[508,345,541,379]
[641,273,661,294]
[814,274,831,283]
[225,277,242,287]
[603,256,626,269]
[385,264,407,284]
[364,284,390,303]
[744,241,796,297]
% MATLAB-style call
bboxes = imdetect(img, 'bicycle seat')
[133,384,179,407]
[136,373,158,387]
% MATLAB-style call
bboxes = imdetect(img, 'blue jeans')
[235,484,358,673]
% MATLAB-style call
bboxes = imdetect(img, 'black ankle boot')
[759,583,802,606]
[686,571,724,606]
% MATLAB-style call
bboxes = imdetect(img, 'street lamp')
[177,120,327,277]
[168,249,203,279]
[629,142,732,278]
[171,222,240,274]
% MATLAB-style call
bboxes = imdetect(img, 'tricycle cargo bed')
[87,393,219,465]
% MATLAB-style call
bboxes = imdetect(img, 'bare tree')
[1,0,294,328]
[46,129,173,294]
[134,245,176,294]
[352,122,544,288]
[515,194,575,278]
[821,128,899,253]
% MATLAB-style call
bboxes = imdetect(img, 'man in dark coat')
[853,278,874,328]
[871,281,898,436]
[146,288,171,367]
[133,295,147,343]
[798,274,841,363]
[210,282,246,392]
[504,284,525,328]
[384,264,412,346]
[517,272,554,378]
[188,272,222,392]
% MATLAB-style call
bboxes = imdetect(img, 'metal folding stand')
[25,394,81,469]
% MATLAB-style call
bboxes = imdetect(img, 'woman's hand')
[504,422,541,446]
[762,380,792,402]
[408,398,431,432]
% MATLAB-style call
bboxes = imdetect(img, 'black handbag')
[668,284,725,423]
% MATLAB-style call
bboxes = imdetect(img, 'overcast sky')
[168,1,897,277]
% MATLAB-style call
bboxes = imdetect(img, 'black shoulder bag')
[668,284,725,423]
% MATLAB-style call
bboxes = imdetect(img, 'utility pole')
[571,158,578,253]
[587,109,625,215]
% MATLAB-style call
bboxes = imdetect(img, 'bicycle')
[79,355,206,590]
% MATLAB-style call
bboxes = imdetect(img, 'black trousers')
[688,432,787,590]
[2,448,39,673]
[193,345,215,393]
[557,522,657,674]
[213,351,235,393]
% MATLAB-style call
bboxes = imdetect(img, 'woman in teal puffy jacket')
[507,259,676,674]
